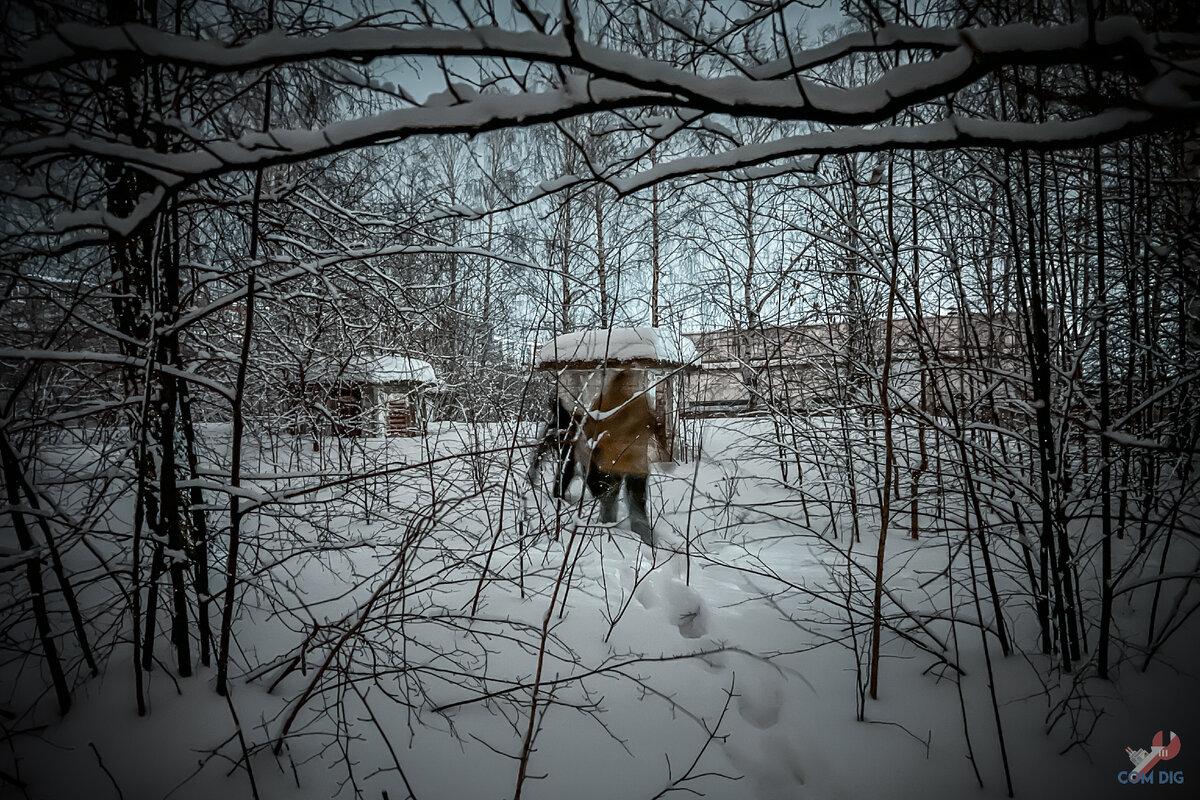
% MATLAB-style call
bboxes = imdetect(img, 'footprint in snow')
[736,676,784,729]
[661,579,709,638]
[724,729,807,800]
[675,605,707,638]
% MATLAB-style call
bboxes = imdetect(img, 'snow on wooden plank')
[312,353,439,385]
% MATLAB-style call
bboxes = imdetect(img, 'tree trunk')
[217,70,273,697]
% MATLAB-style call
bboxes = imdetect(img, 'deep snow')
[7,418,1199,800]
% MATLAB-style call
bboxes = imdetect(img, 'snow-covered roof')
[361,354,438,384]
[535,327,699,369]
[312,353,438,385]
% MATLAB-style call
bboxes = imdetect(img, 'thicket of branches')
[1,0,1197,797]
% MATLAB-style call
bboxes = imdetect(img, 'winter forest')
[1,0,1198,798]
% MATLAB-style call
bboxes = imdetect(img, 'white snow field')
[9,418,1199,800]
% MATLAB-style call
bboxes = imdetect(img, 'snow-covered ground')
[9,418,1199,800]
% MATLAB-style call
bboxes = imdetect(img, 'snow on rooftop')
[362,354,438,384]
[316,353,438,384]
[535,326,699,369]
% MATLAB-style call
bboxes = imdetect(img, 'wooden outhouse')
[302,353,440,437]
[533,326,700,461]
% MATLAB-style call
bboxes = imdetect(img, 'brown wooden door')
[386,399,414,436]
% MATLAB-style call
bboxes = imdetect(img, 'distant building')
[297,354,440,437]
[683,313,1025,418]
